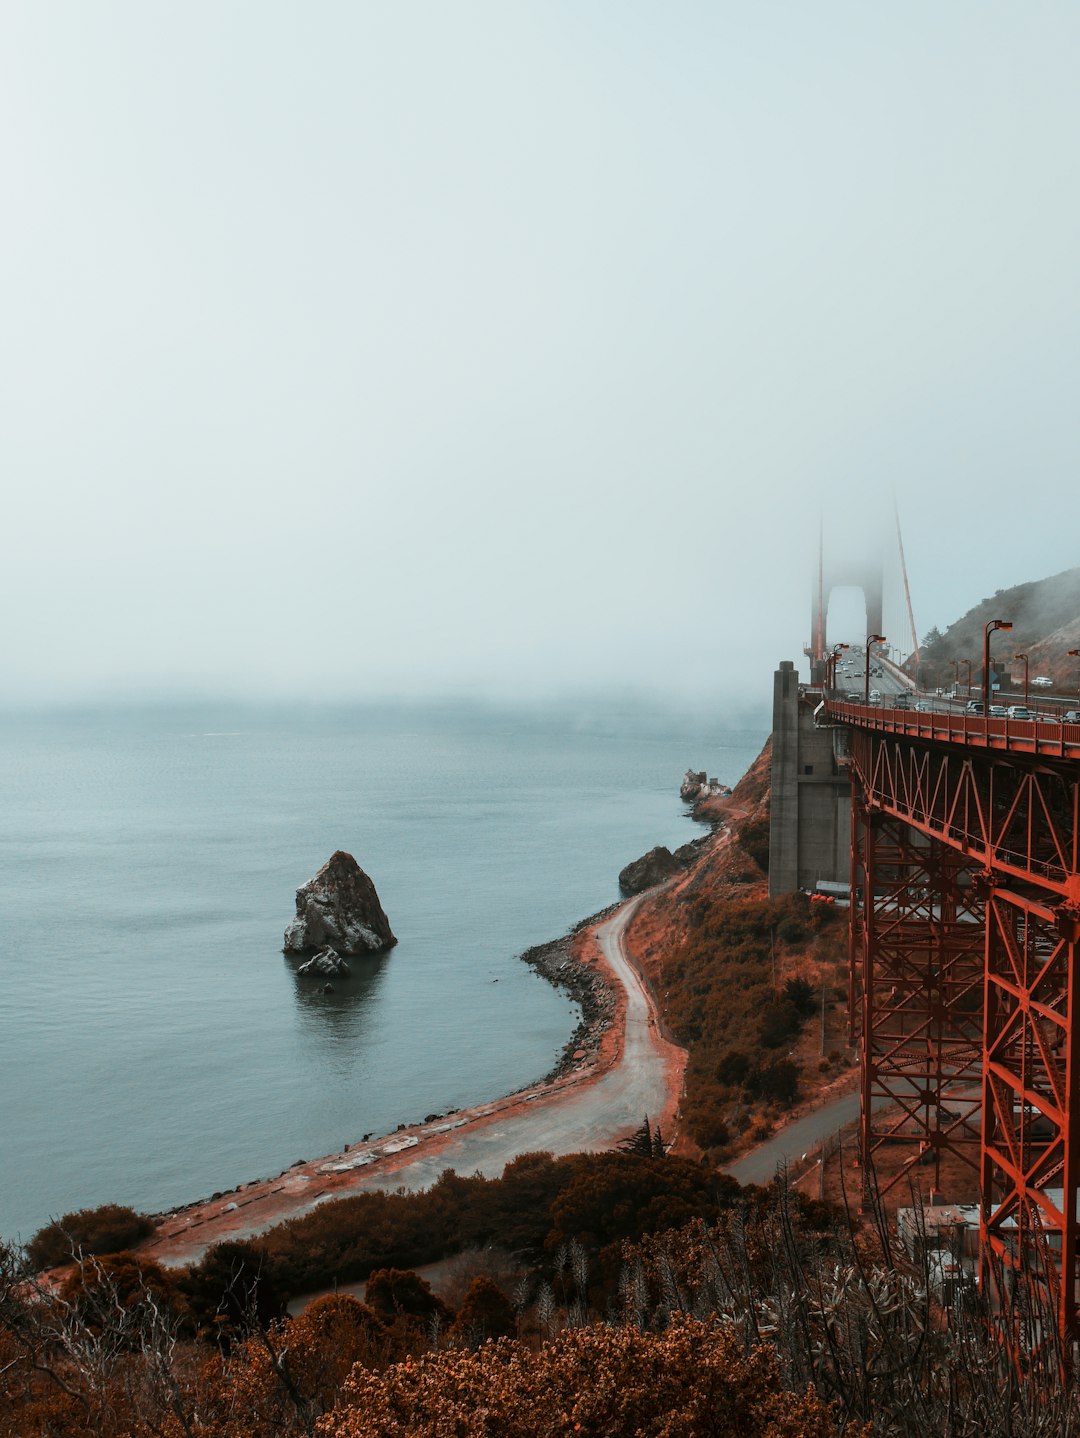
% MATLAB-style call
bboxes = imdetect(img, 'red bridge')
[826,696,1080,1349]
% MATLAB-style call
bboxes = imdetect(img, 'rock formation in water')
[284,851,397,956]
[297,947,352,979]
[618,845,681,895]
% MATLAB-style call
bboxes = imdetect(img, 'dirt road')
[146,896,687,1269]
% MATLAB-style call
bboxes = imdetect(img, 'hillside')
[918,565,1080,691]
[622,739,852,1160]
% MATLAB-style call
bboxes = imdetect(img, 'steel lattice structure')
[828,701,1080,1351]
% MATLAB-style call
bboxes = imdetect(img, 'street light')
[1069,649,1080,704]
[1014,653,1029,710]
[825,643,849,691]
[983,619,1013,714]
[865,634,886,705]
[962,659,973,697]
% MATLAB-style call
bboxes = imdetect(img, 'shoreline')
[142,891,685,1269]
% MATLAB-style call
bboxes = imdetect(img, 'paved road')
[726,1092,861,1186]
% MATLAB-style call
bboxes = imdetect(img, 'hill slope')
[919,565,1080,691]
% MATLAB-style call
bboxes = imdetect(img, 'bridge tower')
[808,532,886,685]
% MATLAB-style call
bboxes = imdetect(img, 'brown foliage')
[27,1203,154,1272]
[317,1315,835,1437]
[662,892,844,1150]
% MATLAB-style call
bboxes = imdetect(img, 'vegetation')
[660,891,845,1153]
[238,1149,739,1301]
[915,566,1080,690]
[321,1316,835,1437]
[27,1203,155,1271]
[4,1173,1077,1436]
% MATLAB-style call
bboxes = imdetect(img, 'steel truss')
[851,805,983,1195]
[837,715,1080,1351]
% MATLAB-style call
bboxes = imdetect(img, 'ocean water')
[0,699,765,1243]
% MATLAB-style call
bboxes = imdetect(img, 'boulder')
[284,851,397,956]
[297,947,352,979]
[618,845,680,895]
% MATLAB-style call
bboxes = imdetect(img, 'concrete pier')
[768,660,851,896]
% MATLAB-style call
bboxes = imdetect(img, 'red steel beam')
[837,705,1080,1354]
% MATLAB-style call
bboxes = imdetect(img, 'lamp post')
[962,659,973,697]
[825,643,849,691]
[1014,653,1029,710]
[1069,649,1080,705]
[952,658,960,695]
[982,619,1013,713]
[865,633,886,705]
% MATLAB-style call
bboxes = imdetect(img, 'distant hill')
[918,566,1080,693]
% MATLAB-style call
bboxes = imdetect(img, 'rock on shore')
[284,851,397,956]
[618,845,681,895]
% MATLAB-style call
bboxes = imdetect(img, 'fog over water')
[2,3,1079,706]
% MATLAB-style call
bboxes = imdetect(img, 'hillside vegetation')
[919,565,1080,691]
[625,736,850,1159]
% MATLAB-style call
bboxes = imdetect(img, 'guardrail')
[825,699,1080,760]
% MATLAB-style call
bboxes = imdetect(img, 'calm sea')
[0,699,764,1243]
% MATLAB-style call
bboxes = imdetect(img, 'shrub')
[322,1315,835,1437]
[782,976,816,1016]
[27,1203,154,1272]
[739,815,771,872]
[757,1000,802,1049]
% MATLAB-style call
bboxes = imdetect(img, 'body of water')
[0,699,764,1243]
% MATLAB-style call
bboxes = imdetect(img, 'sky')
[2,2,1078,705]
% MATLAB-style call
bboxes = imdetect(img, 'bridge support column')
[980,885,1080,1363]
[852,810,983,1197]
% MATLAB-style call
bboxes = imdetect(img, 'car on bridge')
[966,700,984,715]
[1007,705,1034,720]
[989,705,1007,717]
[1063,710,1080,724]
[1032,676,1053,689]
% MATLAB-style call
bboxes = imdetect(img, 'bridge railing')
[824,699,1080,760]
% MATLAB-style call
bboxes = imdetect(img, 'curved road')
[335,897,684,1195]
[149,896,685,1267]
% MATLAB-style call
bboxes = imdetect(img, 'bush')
[27,1204,154,1271]
[749,1057,800,1107]
[757,1000,802,1049]
[739,815,771,872]
[782,976,816,1016]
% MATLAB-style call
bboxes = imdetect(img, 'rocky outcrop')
[680,769,707,802]
[284,851,397,956]
[298,947,352,979]
[618,845,681,895]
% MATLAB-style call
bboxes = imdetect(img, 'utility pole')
[820,980,827,1056]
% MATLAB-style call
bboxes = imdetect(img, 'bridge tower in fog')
[807,536,885,685]
[807,505,919,686]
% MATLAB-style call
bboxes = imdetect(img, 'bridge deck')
[827,699,1080,760]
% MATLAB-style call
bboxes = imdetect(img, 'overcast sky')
[2,3,1077,705]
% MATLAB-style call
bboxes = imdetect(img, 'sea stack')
[284,851,397,956]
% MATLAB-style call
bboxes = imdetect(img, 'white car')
[1006,705,1034,720]
[1032,677,1053,689]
